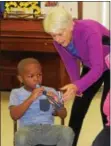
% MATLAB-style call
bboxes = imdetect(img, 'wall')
[83,1,110,28]
[41,2,78,18]
[41,1,110,28]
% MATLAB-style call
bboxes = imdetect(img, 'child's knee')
[62,126,75,141]
[15,128,29,145]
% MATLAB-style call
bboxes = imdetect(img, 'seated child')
[9,58,74,146]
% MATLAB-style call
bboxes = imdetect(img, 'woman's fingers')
[63,94,75,102]
[60,83,79,102]
[62,89,76,101]
[63,88,74,97]
[60,84,70,90]
[60,84,78,92]
[63,94,75,101]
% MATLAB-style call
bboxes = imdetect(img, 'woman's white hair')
[43,6,73,33]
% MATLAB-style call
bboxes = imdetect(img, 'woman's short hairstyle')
[43,6,73,33]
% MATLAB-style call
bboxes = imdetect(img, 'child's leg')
[41,124,74,146]
[14,125,44,146]
[15,124,74,146]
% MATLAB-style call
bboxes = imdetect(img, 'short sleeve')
[9,89,19,107]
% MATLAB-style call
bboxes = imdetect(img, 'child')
[92,53,110,146]
[9,58,74,146]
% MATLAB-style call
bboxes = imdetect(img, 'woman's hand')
[60,83,78,102]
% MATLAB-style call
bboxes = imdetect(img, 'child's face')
[18,63,42,91]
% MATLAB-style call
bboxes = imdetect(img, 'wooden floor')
[1,91,103,146]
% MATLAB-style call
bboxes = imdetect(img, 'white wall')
[83,1,110,28]
[41,2,110,28]
[41,2,78,18]
[58,2,78,18]
[101,2,110,29]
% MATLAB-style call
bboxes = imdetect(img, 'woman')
[43,6,110,146]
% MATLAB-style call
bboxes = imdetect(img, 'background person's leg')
[100,70,110,126]
[92,126,110,146]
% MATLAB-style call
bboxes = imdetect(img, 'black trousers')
[92,126,110,146]
[69,66,110,146]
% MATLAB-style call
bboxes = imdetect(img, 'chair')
[14,110,65,146]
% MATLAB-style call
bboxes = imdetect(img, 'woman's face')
[50,26,73,47]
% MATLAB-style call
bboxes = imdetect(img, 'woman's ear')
[17,75,23,84]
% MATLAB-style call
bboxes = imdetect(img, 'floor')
[1,91,103,146]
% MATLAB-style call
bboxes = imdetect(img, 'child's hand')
[55,107,67,119]
[30,87,44,101]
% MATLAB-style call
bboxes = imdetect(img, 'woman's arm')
[75,32,104,93]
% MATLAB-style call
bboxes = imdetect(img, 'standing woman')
[43,6,110,146]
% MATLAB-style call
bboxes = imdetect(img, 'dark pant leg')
[69,66,109,146]
[92,126,110,146]
[100,70,110,126]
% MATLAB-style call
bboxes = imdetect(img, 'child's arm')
[53,107,67,119]
[9,87,44,120]
[10,97,34,120]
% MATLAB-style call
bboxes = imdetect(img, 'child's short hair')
[17,58,41,74]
